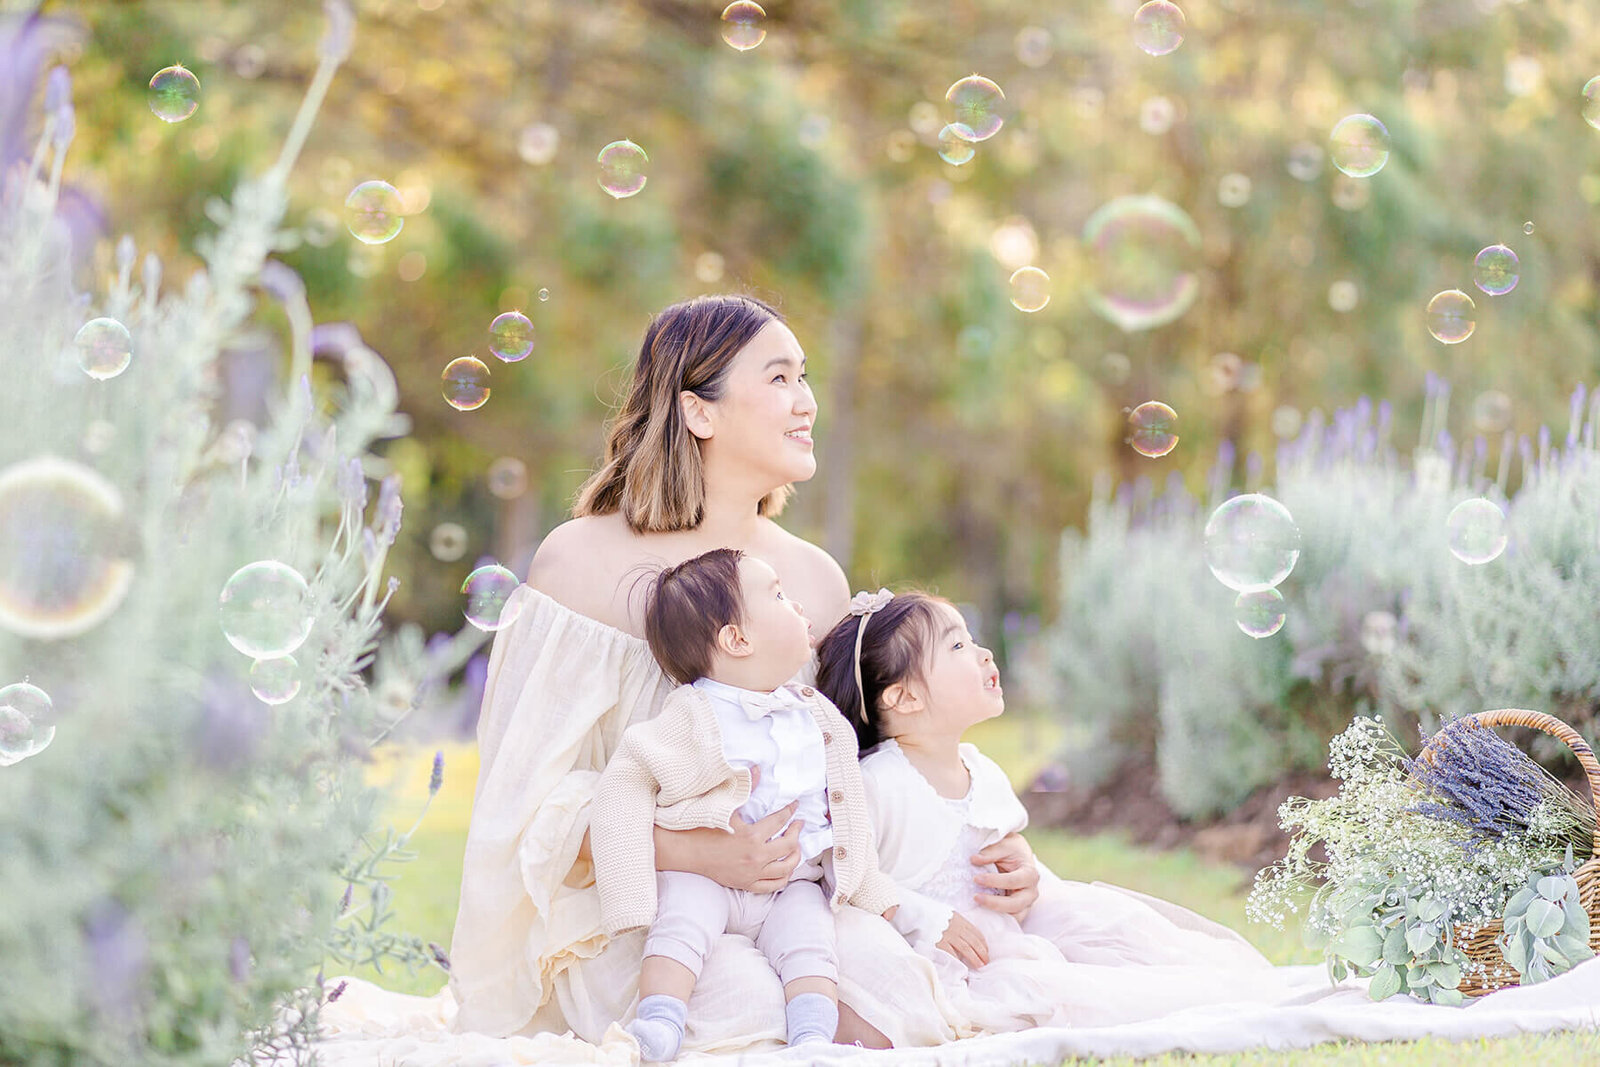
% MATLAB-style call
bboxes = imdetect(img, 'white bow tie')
[738,686,801,721]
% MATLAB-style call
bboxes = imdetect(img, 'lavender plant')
[0,5,482,1064]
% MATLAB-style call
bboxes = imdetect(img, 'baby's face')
[735,555,813,680]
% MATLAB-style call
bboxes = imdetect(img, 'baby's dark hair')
[644,547,745,685]
[814,591,951,751]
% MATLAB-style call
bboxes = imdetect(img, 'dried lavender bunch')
[1404,717,1595,860]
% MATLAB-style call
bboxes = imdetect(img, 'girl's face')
[906,601,1004,734]
[694,320,818,488]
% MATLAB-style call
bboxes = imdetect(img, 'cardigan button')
[822,731,833,744]
[830,789,844,803]
[835,845,847,859]
[800,685,815,697]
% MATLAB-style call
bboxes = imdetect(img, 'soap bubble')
[1524,221,1535,235]
[1217,172,1252,207]
[1203,493,1302,593]
[1446,498,1507,565]
[486,457,528,499]
[946,75,1005,142]
[442,357,491,411]
[0,456,135,639]
[463,564,524,631]
[1329,114,1390,178]
[1009,267,1051,312]
[344,181,405,245]
[218,561,313,659]
[148,65,200,122]
[487,311,535,362]
[597,140,648,199]
[1426,289,1476,344]
[1234,589,1287,639]
[249,655,301,706]
[1472,390,1513,434]
[1133,1,1185,56]
[429,523,468,562]
[1083,195,1202,332]
[937,125,976,166]
[1473,244,1519,296]
[74,317,133,380]
[538,287,550,301]
[1127,401,1179,457]
[0,681,55,764]
[517,122,559,165]
[1015,27,1053,68]
[720,1,767,51]
[1583,76,1600,130]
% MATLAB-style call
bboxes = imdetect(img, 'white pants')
[644,871,838,987]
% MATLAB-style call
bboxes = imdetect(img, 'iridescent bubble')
[1127,401,1179,457]
[1446,498,1507,565]
[945,75,1005,142]
[1328,280,1359,313]
[1009,266,1051,312]
[1083,195,1202,332]
[1234,589,1287,639]
[249,655,301,706]
[218,561,312,659]
[487,311,535,363]
[1329,114,1390,178]
[148,65,200,123]
[442,356,491,411]
[1015,27,1053,68]
[1203,493,1302,593]
[486,457,528,500]
[1133,0,1185,56]
[463,564,524,631]
[538,288,550,301]
[1472,390,1513,434]
[1473,244,1519,296]
[74,317,133,381]
[429,522,468,562]
[344,181,405,245]
[1523,221,1535,235]
[1584,76,1600,131]
[517,122,559,165]
[0,681,55,765]
[720,1,767,51]
[1286,142,1324,182]
[0,456,134,639]
[597,140,648,199]
[937,125,976,166]
[1426,289,1476,344]
[1217,172,1252,208]
[1359,610,1398,656]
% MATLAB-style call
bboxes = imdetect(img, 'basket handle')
[1465,709,1600,856]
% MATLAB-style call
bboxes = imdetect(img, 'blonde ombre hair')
[574,294,794,532]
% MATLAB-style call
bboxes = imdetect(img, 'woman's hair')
[815,591,950,751]
[573,294,792,532]
[644,548,746,685]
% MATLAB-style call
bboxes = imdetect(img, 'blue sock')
[784,992,838,1047]
[625,993,688,1062]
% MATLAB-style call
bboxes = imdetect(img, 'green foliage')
[1497,865,1595,985]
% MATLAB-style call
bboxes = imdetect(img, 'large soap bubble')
[1008,267,1050,312]
[0,681,55,765]
[1084,195,1202,332]
[75,317,133,380]
[345,181,405,245]
[597,140,649,199]
[945,75,1005,142]
[1426,289,1476,344]
[1473,245,1519,296]
[487,311,535,362]
[720,1,767,51]
[1234,589,1287,639]
[218,561,313,659]
[1203,493,1302,593]
[1133,1,1185,56]
[463,564,524,631]
[442,356,491,411]
[1329,114,1390,178]
[0,456,135,639]
[148,65,200,123]
[1127,401,1179,457]
[249,655,302,706]
[1445,498,1507,565]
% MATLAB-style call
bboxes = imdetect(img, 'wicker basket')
[1414,709,1600,997]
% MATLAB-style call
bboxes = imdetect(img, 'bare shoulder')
[760,521,850,627]
[526,513,640,626]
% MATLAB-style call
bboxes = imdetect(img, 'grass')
[328,715,1599,1063]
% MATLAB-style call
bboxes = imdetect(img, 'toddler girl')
[591,549,900,1061]
[816,589,1285,1032]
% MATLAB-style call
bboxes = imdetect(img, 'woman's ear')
[680,390,714,441]
[716,622,751,658]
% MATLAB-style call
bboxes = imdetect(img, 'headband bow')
[848,588,894,725]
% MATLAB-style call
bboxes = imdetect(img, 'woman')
[443,294,1041,1054]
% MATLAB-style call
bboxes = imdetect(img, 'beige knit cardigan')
[590,681,900,935]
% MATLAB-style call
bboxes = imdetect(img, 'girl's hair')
[814,591,950,751]
[643,548,745,685]
[573,294,792,532]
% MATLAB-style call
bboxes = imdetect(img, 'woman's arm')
[970,832,1041,918]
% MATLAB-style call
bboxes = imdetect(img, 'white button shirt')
[692,676,835,864]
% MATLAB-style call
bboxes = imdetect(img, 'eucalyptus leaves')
[1498,867,1594,985]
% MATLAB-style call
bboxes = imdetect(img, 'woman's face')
[694,320,818,487]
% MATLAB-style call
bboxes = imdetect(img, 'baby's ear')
[716,622,751,658]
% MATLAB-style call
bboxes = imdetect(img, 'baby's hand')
[935,912,990,969]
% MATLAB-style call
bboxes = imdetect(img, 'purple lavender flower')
[428,941,452,971]
[373,474,403,546]
[429,750,444,796]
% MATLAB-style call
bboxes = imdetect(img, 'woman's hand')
[970,832,1040,919]
[655,783,803,894]
[935,912,990,969]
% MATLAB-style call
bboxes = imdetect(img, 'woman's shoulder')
[755,520,849,622]
[525,514,646,635]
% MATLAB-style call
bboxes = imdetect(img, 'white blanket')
[305,958,1600,1065]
